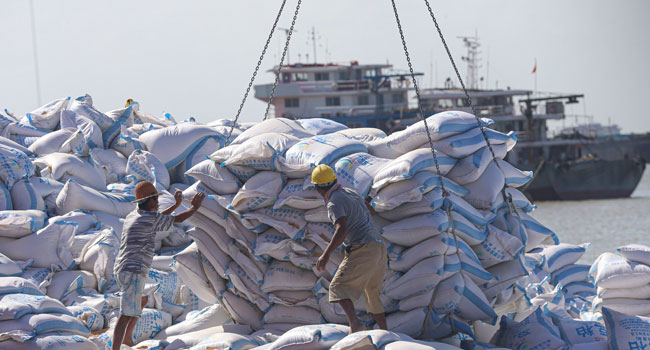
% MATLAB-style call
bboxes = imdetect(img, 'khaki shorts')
[329,240,387,314]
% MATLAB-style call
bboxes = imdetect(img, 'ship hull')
[522,159,646,201]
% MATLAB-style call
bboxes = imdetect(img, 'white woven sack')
[242,206,307,240]
[333,152,390,198]
[376,189,444,222]
[163,325,252,350]
[371,148,457,192]
[128,308,172,344]
[230,118,313,146]
[0,220,76,270]
[491,308,565,350]
[231,171,285,213]
[590,253,650,289]
[216,133,300,171]
[597,284,650,299]
[220,291,264,330]
[384,255,447,300]
[617,244,650,266]
[297,118,348,135]
[416,127,516,159]
[331,330,415,350]
[266,323,349,350]
[0,254,33,277]
[67,305,104,331]
[34,153,106,191]
[28,128,78,155]
[0,293,69,321]
[462,161,505,210]
[0,210,47,238]
[471,224,524,268]
[281,134,367,173]
[262,260,317,293]
[335,127,386,143]
[102,104,135,147]
[9,179,44,211]
[381,340,463,350]
[371,171,466,211]
[530,242,589,273]
[126,149,170,189]
[60,110,103,149]
[173,135,224,184]
[380,211,448,247]
[254,228,309,261]
[389,232,457,272]
[263,305,323,325]
[89,148,127,183]
[0,312,90,342]
[188,227,232,278]
[67,94,114,131]
[367,138,403,159]
[110,124,147,158]
[602,307,650,350]
[0,332,100,350]
[138,123,228,168]
[446,144,508,185]
[19,97,70,130]
[189,331,259,350]
[597,298,650,317]
[0,143,34,189]
[55,180,134,217]
[383,111,492,153]
[274,178,321,210]
[154,303,232,340]
[29,176,64,199]
[304,206,329,223]
[173,243,219,304]
[185,159,241,194]
[47,270,96,300]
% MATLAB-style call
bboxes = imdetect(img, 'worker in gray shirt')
[312,164,388,333]
[112,181,204,350]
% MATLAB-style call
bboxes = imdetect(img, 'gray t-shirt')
[114,209,174,275]
[326,186,380,247]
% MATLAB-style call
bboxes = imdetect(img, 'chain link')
[390,0,448,197]
[422,0,509,198]
[225,0,288,145]
[264,0,302,121]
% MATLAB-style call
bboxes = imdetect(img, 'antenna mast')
[458,32,481,90]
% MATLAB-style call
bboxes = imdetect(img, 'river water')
[530,164,650,265]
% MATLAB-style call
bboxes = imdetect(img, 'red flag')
[531,62,537,74]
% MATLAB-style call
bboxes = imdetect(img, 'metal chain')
[422,0,509,202]
[264,0,302,121]
[225,0,288,145]
[390,0,448,197]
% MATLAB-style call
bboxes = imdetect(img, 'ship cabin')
[253,61,419,132]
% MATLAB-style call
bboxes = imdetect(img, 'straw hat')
[132,181,159,203]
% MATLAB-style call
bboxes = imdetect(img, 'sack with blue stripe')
[371,148,457,192]
[214,133,300,172]
[0,220,76,270]
[333,152,391,199]
[68,94,114,131]
[281,134,367,175]
[0,253,33,277]
[19,97,70,130]
[138,123,229,169]
[126,149,171,189]
[34,153,107,191]
[60,109,103,150]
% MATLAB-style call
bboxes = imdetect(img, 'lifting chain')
[422,0,510,202]
[225,0,288,145]
[390,0,448,197]
[263,0,302,121]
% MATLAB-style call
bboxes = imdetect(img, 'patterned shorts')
[116,270,147,317]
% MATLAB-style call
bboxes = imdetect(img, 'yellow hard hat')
[311,164,337,186]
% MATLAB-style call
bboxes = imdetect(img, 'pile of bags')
[1,95,649,350]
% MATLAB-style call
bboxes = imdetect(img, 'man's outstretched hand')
[174,190,183,206]
[191,192,205,209]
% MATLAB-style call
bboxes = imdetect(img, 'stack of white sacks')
[1,95,649,350]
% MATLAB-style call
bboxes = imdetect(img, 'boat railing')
[312,102,409,117]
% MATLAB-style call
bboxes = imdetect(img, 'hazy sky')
[1,0,649,133]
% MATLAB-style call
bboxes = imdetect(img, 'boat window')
[456,98,468,107]
[339,71,351,80]
[437,99,453,108]
[284,98,299,108]
[357,95,369,105]
[391,94,405,104]
[315,72,330,81]
[282,73,291,83]
[364,69,376,77]
[348,121,363,128]
[292,73,308,81]
[355,69,362,80]
[326,97,341,106]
